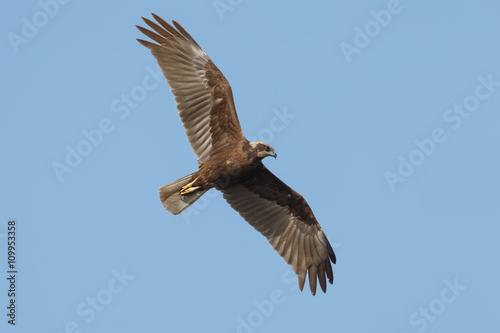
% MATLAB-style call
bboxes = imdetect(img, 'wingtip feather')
[308,265,317,296]
[325,260,334,285]
[298,273,306,292]
[136,38,155,49]
[318,262,327,293]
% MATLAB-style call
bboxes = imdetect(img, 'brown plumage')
[137,14,336,295]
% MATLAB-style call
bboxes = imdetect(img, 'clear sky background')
[1,0,499,332]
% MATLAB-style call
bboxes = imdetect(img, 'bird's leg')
[180,177,201,195]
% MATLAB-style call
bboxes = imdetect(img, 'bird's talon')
[180,178,200,195]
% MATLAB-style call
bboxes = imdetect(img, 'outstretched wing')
[137,14,245,165]
[221,165,336,295]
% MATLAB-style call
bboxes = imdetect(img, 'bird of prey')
[137,14,336,295]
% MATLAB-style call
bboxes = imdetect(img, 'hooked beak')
[272,151,277,159]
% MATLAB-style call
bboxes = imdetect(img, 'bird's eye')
[265,146,270,152]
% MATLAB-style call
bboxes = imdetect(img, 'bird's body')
[186,140,264,192]
[137,14,337,295]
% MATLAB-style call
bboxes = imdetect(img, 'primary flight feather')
[137,14,336,295]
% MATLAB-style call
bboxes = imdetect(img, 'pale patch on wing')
[137,14,245,165]
[221,180,336,295]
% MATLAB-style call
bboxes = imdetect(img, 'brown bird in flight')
[137,14,336,295]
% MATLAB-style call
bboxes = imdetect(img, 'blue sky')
[1,0,499,332]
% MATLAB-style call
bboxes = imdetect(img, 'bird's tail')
[159,173,207,215]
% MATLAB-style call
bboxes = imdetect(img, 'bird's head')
[249,141,277,160]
